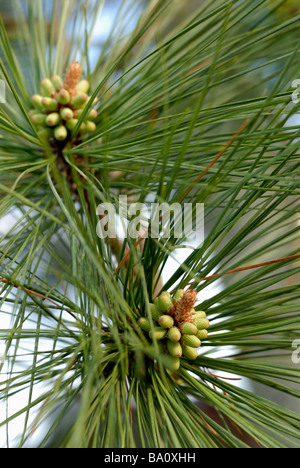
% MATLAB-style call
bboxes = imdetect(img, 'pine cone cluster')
[29,62,97,143]
[138,289,209,371]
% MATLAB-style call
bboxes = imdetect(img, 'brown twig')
[188,254,300,286]
[178,119,249,203]
[0,276,77,320]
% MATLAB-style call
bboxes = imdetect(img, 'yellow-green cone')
[54,125,68,141]
[182,334,201,348]
[65,118,78,131]
[149,327,166,340]
[167,340,182,358]
[194,318,210,330]
[149,303,162,321]
[155,291,173,312]
[167,326,181,342]
[71,93,89,109]
[158,315,174,329]
[46,112,61,127]
[138,317,151,333]
[60,107,74,121]
[192,310,206,319]
[41,78,56,96]
[31,113,46,125]
[57,89,70,105]
[180,322,198,335]
[182,344,198,360]
[51,75,63,89]
[38,128,52,141]
[31,94,44,110]
[165,356,180,372]
[76,79,90,94]
[81,120,96,133]
[196,329,208,340]
[42,97,58,111]
[173,289,184,302]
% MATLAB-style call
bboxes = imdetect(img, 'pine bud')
[57,89,70,105]
[71,93,89,109]
[192,310,206,319]
[165,356,180,372]
[149,327,166,340]
[38,128,52,141]
[173,289,184,302]
[194,318,210,330]
[158,315,174,329]
[182,345,198,360]
[42,97,58,111]
[182,335,201,348]
[80,120,96,133]
[148,303,161,321]
[31,94,44,110]
[88,109,98,120]
[137,317,151,333]
[41,78,56,96]
[167,326,181,342]
[54,125,68,141]
[196,329,208,340]
[180,322,198,335]
[51,75,63,89]
[46,112,61,127]
[30,113,46,125]
[29,109,38,117]
[65,118,78,131]
[76,79,90,94]
[60,107,74,121]
[156,291,173,312]
[167,340,182,358]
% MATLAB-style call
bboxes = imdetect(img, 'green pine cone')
[80,120,96,133]
[38,128,53,141]
[149,303,162,321]
[182,334,201,348]
[164,356,180,372]
[149,327,166,340]
[155,291,173,313]
[76,79,90,93]
[60,107,74,121]
[180,322,198,335]
[41,78,56,96]
[167,326,181,342]
[192,310,206,319]
[173,289,184,302]
[51,75,63,89]
[54,125,68,141]
[57,89,70,105]
[71,93,89,109]
[193,318,210,330]
[46,112,61,127]
[30,113,46,125]
[65,118,78,131]
[158,315,174,329]
[31,94,44,110]
[196,329,208,340]
[182,344,198,360]
[42,97,58,111]
[138,317,151,333]
[167,340,182,358]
